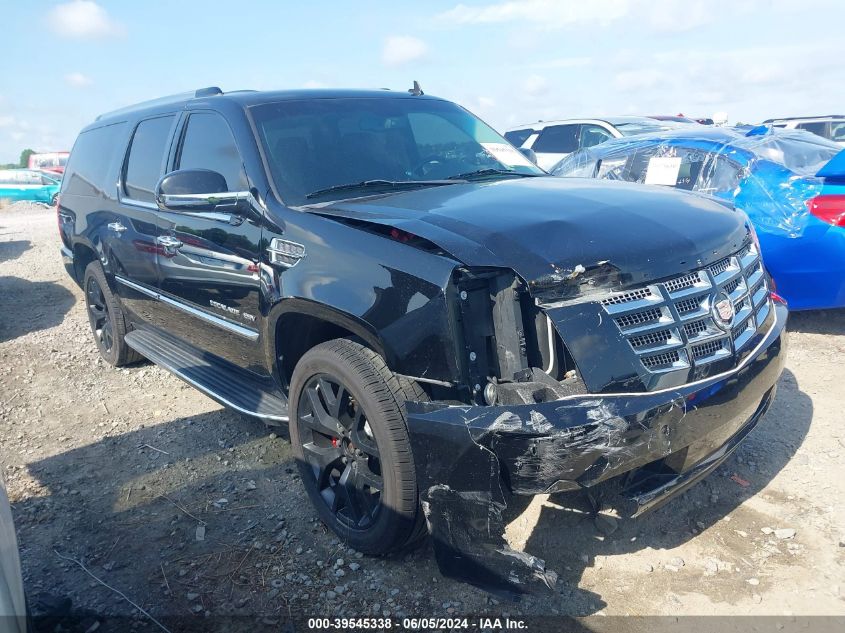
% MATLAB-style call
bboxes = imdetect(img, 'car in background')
[764,115,845,146]
[0,169,61,205]
[27,152,69,176]
[649,115,701,124]
[504,116,684,169]
[551,126,845,310]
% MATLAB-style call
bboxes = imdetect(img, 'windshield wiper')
[447,168,543,181]
[305,179,459,200]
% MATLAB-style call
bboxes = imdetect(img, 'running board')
[124,328,289,424]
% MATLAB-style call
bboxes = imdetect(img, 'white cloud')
[532,56,592,70]
[646,0,712,32]
[303,80,327,89]
[48,1,124,39]
[613,69,667,92]
[521,74,549,96]
[64,72,93,88]
[435,0,797,33]
[382,35,428,67]
[437,0,629,28]
[0,116,15,128]
[461,95,497,116]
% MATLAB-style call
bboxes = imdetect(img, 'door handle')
[155,235,183,251]
[107,222,127,233]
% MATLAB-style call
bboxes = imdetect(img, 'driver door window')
[579,125,614,149]
[532,125,579,154]
[176,112,247,191]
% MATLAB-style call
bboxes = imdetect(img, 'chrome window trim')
[119,197,158,210]
[115,275,259,341]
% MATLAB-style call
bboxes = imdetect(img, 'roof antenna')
[408,80,424,96]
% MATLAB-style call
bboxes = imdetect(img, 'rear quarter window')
[63,122,129,197]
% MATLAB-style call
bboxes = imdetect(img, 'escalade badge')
[712,292,735,328]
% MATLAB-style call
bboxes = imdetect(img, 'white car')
[504,116,685,170]
[763,115,845,146]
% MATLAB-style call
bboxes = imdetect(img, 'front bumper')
[407,301,788,596]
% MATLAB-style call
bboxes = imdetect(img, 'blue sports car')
[551,127,845,310]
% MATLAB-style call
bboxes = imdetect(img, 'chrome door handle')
[107,222,127,233]
[155,235,183,250]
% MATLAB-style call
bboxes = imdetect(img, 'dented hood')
[314,177,750,288]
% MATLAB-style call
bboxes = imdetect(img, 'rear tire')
[83,261,141,367]
[289,339,428,554]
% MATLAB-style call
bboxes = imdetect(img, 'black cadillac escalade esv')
[59,87,787,593]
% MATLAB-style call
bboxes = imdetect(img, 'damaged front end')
[407,243,788,597]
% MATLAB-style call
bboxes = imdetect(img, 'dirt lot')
[1,202,843,625]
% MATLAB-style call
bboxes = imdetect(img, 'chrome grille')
[601,287,653,306]
[683,319,708,338]
[642,349,683,369]
[692,339,727,360]
[664,272,702,294]
[723,277,741,295]
[598,242,771,374]
[614,307,662,328]
[709,257,731,277]
[675,296,703,315]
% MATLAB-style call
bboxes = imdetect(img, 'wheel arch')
[267,298,392,392]
[72,241,100,286]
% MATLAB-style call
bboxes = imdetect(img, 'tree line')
[1,149,35,170]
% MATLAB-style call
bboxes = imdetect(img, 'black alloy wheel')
[288,339,428,554]
[82,261,141,367]
[86,275,115,356]
[298,374,383,529]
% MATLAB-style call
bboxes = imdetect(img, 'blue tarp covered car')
[550,127,845,310]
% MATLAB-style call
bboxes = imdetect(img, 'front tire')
[289,339,427,554]
[83,261,141,367]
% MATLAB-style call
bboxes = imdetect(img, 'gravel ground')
[1,202,843,626]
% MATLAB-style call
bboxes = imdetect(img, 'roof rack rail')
[96,87,224,121]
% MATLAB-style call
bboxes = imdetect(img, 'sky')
[1,0,844,163]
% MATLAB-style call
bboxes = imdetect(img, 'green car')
[0,168,61,205]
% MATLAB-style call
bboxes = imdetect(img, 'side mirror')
[518,147,538,165]
[155,169,249,213]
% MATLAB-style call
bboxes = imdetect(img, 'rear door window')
[176,112,248,191]
[532,124,580,154]
[123,115,176,203]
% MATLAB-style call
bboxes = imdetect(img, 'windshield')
[251,97,543,204]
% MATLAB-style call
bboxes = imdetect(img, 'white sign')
[644,156,683,186]
[480,142,534,168]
